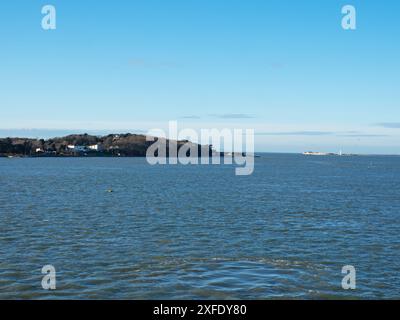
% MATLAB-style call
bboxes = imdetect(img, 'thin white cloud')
[256,131,333,136]
[209,113,255,119]
[374,123,400,128]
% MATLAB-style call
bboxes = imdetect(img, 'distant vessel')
[303,150,355,156]
[303,151,333,156]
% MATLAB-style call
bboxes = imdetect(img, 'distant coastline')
[0,133,253,158]
[302,151,358,156]
[0,133,214,158]
[1,134,397,158]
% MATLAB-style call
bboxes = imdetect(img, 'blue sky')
[0,0,399,153]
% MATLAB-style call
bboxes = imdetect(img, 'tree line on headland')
[0,133,213,157]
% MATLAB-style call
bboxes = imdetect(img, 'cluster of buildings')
[34,143,104,154]
[66,144,103,153]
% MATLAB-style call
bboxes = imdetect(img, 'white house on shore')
[67,145,87,152]
[88,144,103,151]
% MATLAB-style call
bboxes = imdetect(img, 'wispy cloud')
[256,131,334,136]
[210,113,255,119]
[181,115,201,119]
[338,134,389,138]
[181,114,255,119]
[256,130,391,137]
[374,122,400,128]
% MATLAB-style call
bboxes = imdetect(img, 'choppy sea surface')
[0,154,400,299]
